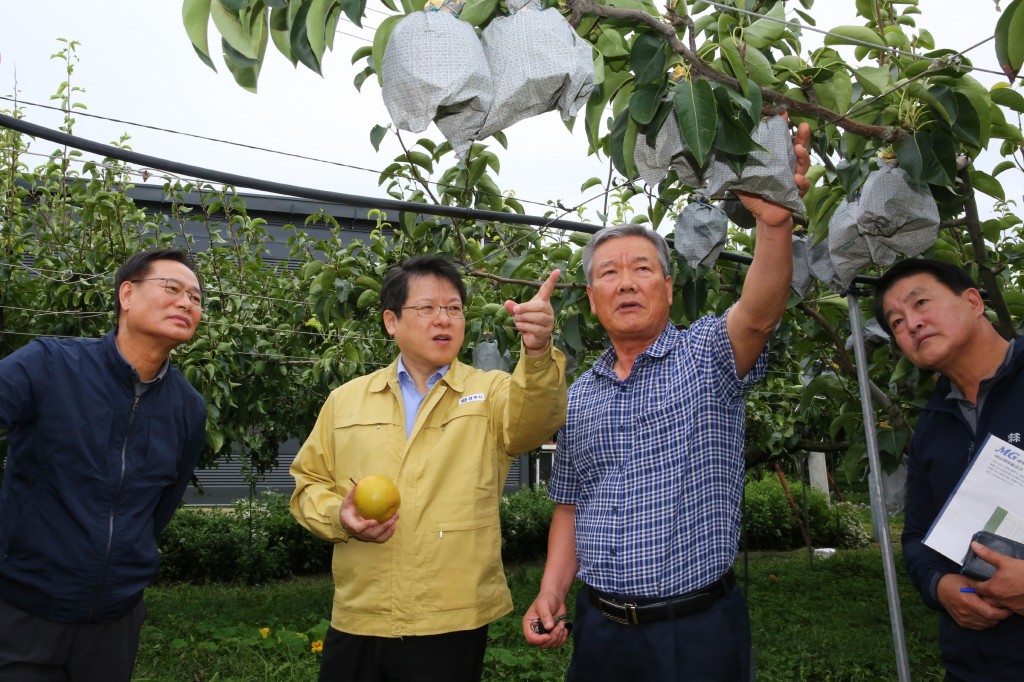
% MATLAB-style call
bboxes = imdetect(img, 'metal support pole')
[847,292,912,682]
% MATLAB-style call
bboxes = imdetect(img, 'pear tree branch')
[567,0,908,144]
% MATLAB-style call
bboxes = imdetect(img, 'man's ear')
[382,309,398,337]
[965,288,986,317]
[119,281,134,315]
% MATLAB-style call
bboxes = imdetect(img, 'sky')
[0,1,1015,226]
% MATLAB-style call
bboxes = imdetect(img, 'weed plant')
[138,545,944,681]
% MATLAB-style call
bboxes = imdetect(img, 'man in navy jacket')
[875,258,1024,682]
[0,248,206,681]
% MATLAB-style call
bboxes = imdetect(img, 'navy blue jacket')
[901,337,1024,681]
[0,331,205,623]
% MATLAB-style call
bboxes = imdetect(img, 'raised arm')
[726,121,811,377]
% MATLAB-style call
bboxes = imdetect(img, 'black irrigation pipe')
[0,112,604,233]
[0,112,886,288]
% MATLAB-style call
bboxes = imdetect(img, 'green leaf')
[604,0,659,13]
[222,32,266,93]
[372,15,403,86]
[835,159,871,196]
[460,0,498,27]
[992,160,1016,176]
[742,3,786,50]
[609,109,639,179]
[211,0,260,60]
[370,125,389,152]
[289,0,322,74]
[183,0,217,70]
[305,0,335,66]
[896,132,954,187]
[969,170,1005,201]
[642,99,674,148]
[943,75,992,150]
[269,5,296,65]
[823,25,886,50]
[719,37,748,97]
[351,45,372,64]
[851,65,890,97]
[353,64,374,91]
[951,92,982,149]
[405,151,434,172]
[340,0,366,27]
[812,71,853,118]
[629,82,666,125]
[562,313,583,352]
[595,25,630,59]
[995,0,1024,81]
[910,83,955,128]
[991,86,1024,113]
[711,86,761,155]
[630,32,668,85]
[741,43,776,86]
[883,25,910,50]
[325,2,342,49]
[673,79,717,167]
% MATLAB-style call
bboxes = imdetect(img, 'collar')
[397,356,448,393]
[927,336,1024,413]
[593,322,678,379]
[371,357,466,393]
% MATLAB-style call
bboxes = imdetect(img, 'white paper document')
[923,434,1024,564]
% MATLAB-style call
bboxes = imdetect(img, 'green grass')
[136,542,945,681]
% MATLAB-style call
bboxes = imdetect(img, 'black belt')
[588,569,736,626]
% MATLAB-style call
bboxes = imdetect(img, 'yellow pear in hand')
[352,475,401,522]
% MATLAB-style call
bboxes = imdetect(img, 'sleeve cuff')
[328,502,350,543]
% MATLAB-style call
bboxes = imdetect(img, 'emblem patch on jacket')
[459,393,486,405]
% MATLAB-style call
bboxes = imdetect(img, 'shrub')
[499,485,555,564]
[742,474,871,551]
[159,485,563,585]
[158,492,332,585]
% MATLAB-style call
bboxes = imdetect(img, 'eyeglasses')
[401,304,464,319]
[131,277,203,311]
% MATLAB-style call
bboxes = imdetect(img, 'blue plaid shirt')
[549,314,767,598]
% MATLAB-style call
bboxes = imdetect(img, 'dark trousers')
[318,625,488,682]
[0,597,146,682]
[566,582,753,682]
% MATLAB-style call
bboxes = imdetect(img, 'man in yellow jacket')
[291,255,567,682]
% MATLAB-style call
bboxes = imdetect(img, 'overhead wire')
[9,0,979,291]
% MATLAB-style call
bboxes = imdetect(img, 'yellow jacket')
[290,345,566,637]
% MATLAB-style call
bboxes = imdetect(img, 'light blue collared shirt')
[397,357,448,438]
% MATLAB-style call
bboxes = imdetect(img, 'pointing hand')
[503,269,560,355]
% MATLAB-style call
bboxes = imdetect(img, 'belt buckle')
[596,595,633,625]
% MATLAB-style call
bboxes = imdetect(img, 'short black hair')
[873,258,977,335]
[114,248,201,320]
[380,256,466,318]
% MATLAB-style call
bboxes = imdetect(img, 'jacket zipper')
[88,392,140,619]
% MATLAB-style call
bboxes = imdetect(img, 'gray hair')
[581,224,672,285]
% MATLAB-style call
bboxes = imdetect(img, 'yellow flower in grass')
[259,627,270,639]
[311,640,324,654]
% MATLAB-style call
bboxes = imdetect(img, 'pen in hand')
[960,587,976,593]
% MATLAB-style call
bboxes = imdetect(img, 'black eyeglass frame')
[399,304,465,319]
[130,277,204,310]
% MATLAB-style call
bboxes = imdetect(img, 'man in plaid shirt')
[523,122,810,682]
